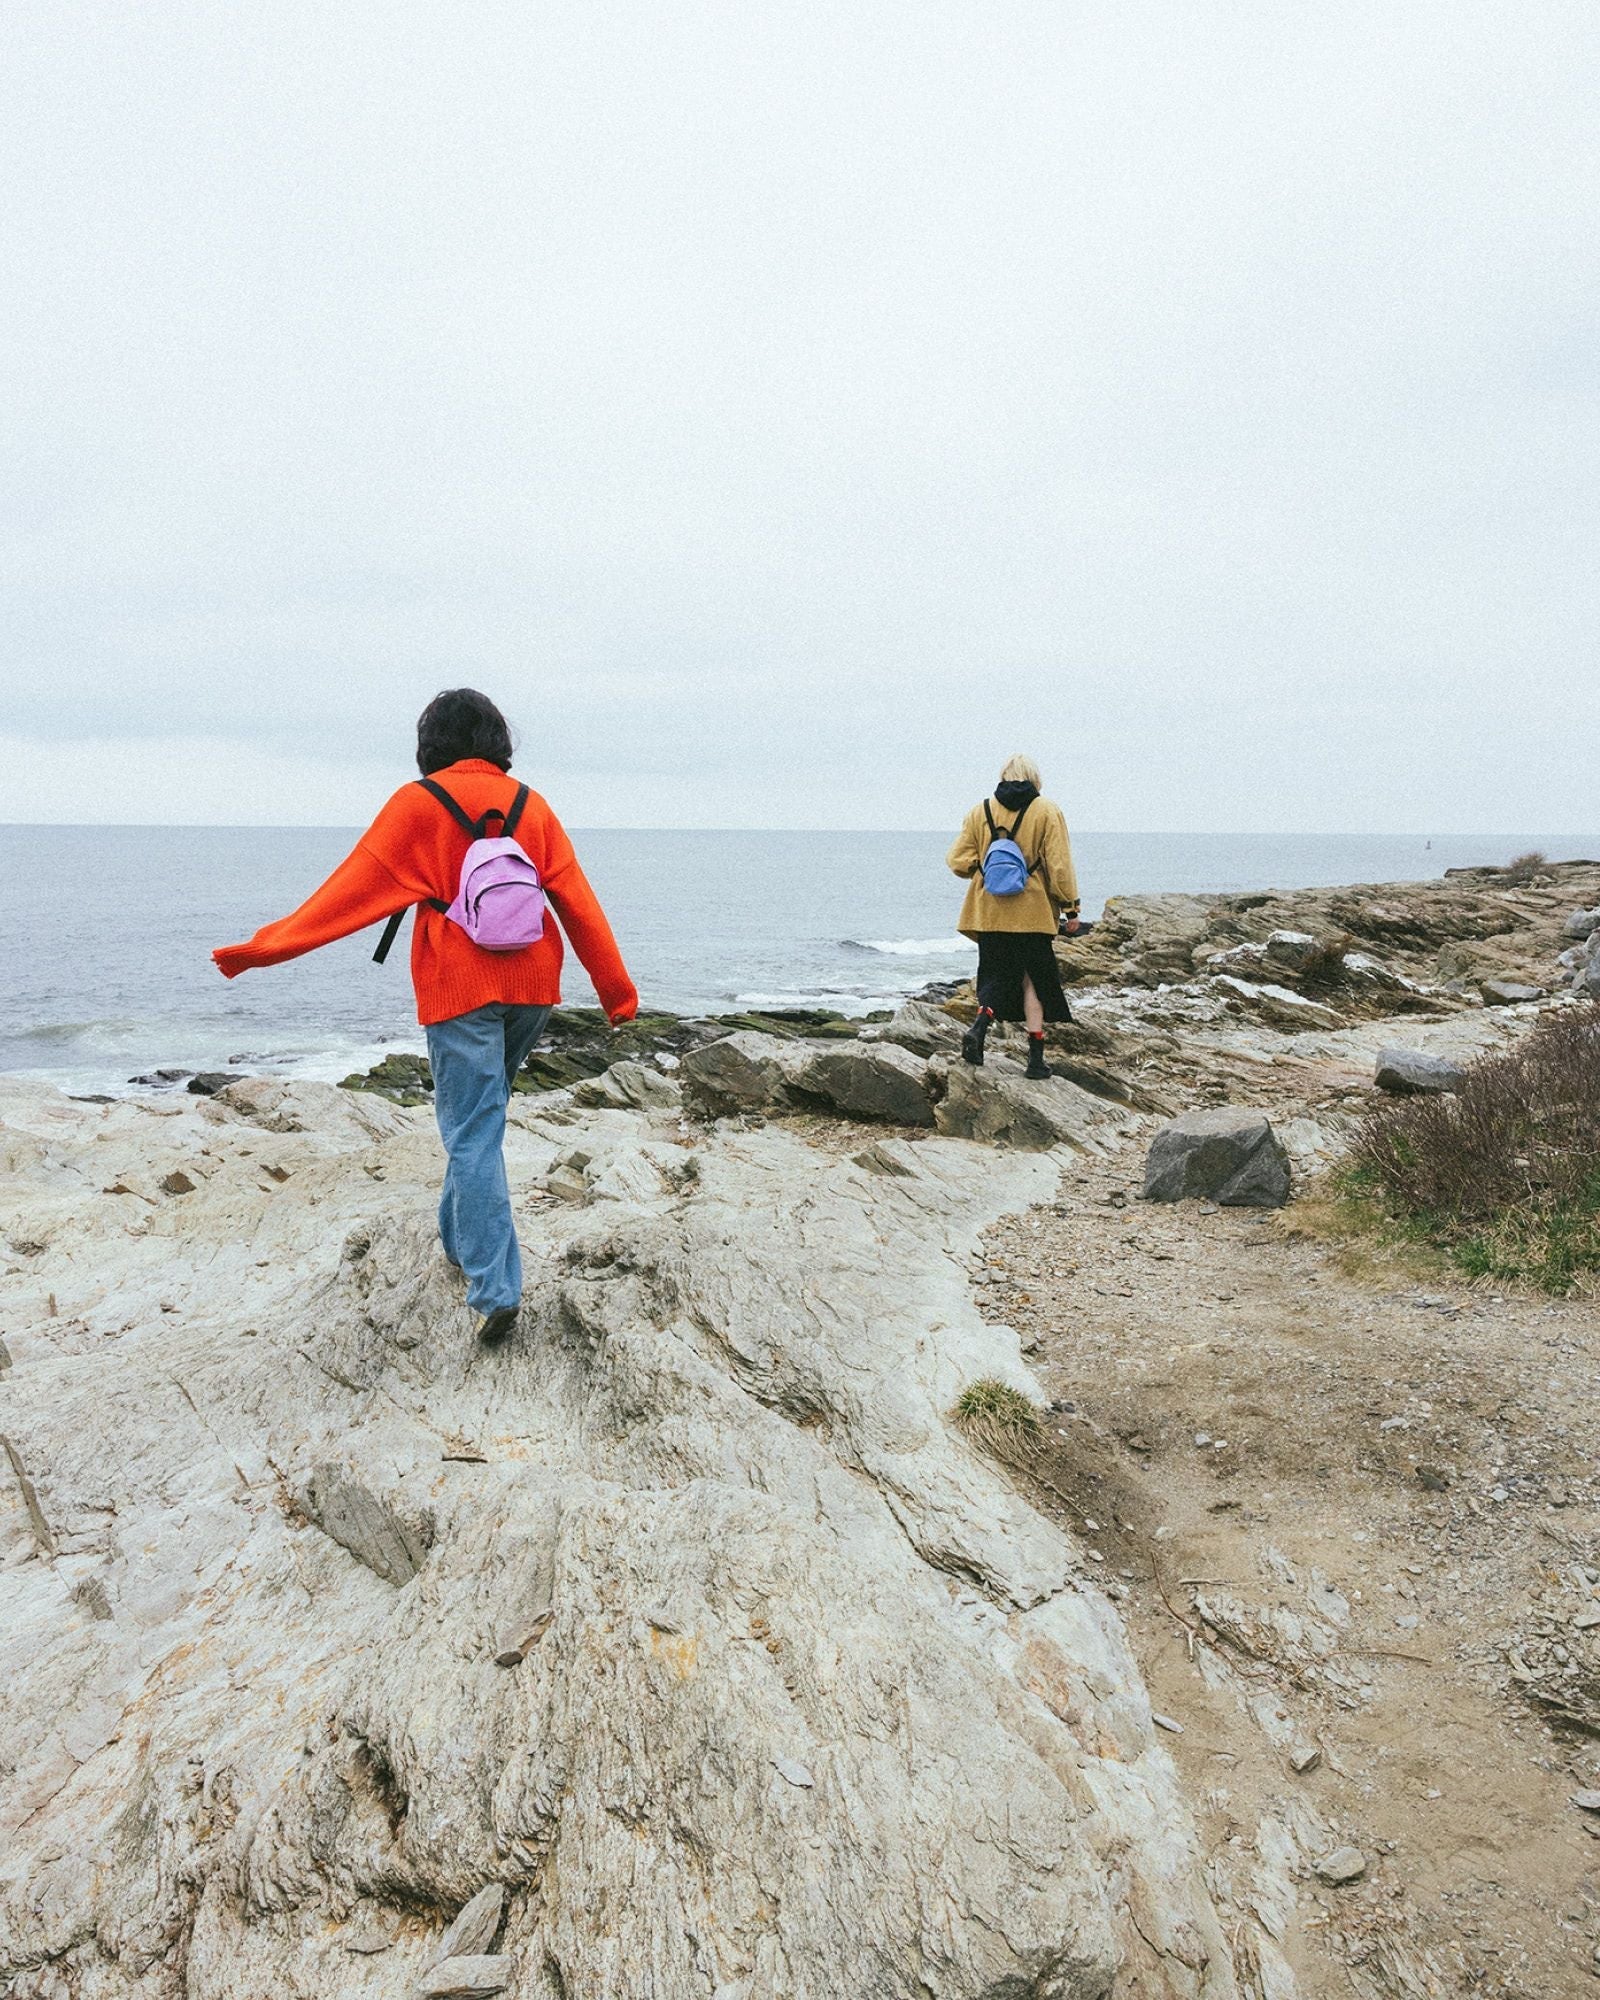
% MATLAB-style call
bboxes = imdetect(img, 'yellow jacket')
[947,794,1080,937]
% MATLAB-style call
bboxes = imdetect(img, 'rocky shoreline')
[3,859,1598,1999]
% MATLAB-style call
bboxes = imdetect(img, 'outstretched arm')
[540,818,639,1024]
[213,838,415,978]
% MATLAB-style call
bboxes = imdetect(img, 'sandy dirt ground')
[967,1042,1600,1997]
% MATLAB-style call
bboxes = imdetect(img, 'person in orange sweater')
[214,688,638,1343]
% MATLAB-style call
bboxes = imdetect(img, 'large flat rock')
[0,1075,1240,1999]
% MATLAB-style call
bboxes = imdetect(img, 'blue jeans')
[425,1002,552,1314]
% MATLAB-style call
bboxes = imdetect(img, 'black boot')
[1024,1034,1050,1080]
[961,1009,993,1067]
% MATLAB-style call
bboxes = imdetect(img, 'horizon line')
[1,821,1598,844]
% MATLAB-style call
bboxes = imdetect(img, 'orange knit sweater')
[212,761,638,1027]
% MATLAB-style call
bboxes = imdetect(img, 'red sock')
[1028,1030,1044,1042]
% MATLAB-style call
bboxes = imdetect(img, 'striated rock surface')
[0,1073,1241,2000]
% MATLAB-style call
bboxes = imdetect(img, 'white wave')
[844,936,976,957]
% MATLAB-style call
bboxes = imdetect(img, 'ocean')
[3,824,1595,1097]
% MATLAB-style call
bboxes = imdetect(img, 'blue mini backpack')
[980,798,1037,896]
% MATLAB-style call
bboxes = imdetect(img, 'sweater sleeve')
[212,831,416,978]
[540,816,639,1023]
[1041,805,1080,917]
[946,809,982,880]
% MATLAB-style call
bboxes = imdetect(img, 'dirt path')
[975,1123,1600,1996]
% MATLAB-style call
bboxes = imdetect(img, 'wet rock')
[340,1051,434,1104]
[185,1072,236,1096]
[1142,1109,1290,1208]
[793,1043,935,1126]
[1313,1845,1367,1885]
[298,1464,433,1586]
[1374,1048,1467,1096]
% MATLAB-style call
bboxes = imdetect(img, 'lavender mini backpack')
[372,779,546,963]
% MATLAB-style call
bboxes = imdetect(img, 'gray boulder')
[874,998,964,1059]
[794,1042,936,1126]
[1481,979,1542,1006]
[571,1059,680,1112]
[1577,937,1600,1001]
[1563,907,1600,941]
[931,1057,1131,1153]
[678,1031,805,1118]
[1142,1108,1291,1207]
[1374,1047,1467,1096]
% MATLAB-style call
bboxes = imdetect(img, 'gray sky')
[3,2,1596,831]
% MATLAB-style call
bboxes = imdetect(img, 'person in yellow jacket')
[946,753,1081,1078]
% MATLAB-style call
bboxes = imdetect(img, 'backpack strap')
[1006,796,1033,842]
[375,777,531,963]
[372,911,406,964]
[501,782,530,841]
[416,777,486,839]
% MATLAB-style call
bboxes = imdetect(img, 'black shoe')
[477,1304,520,1345]
[961,1017,990,1067]
[1024,1043,1051,1080]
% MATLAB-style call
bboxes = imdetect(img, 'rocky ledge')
[4,864,1596,1999]
[1,1057,1226,1999]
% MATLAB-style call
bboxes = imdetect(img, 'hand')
[1062,918,1081,936]
[608,997,639,1028]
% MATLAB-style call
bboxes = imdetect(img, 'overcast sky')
[2,2,1595,831]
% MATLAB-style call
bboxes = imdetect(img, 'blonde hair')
[999,753,1041,789]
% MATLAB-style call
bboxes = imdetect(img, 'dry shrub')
[1348,1004,1600,1292]
[1500,849,1549,885]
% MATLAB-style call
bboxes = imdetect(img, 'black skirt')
[974,932,1073,1023]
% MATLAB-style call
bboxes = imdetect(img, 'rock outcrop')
[0,1073,1237,2000]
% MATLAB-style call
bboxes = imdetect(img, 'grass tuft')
[953,1378,1044,1455]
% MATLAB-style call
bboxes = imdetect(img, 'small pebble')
[1313,1845,1367,1886]
[1151,1712,1183,1734]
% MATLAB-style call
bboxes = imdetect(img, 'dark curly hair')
[415,688,514,775]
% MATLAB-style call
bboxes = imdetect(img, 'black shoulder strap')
[416,778,484,838]
[1007,796,1033,841]
[373,911,405,964]
[502,782,529,841]
[983,801,998,841]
